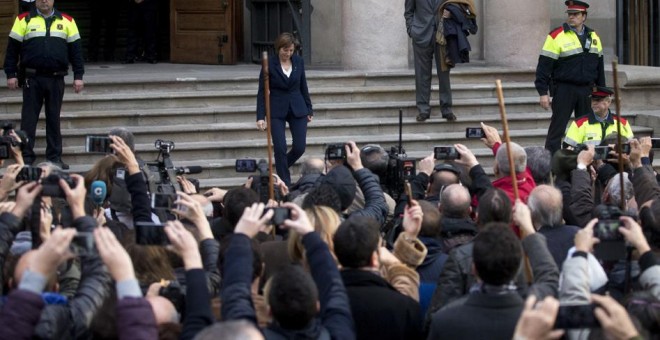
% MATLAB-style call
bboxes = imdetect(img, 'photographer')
[0,175,112,339]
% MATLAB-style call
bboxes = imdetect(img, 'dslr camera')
[40,171,75,198]
[434,146,460,160]
[593,204,628,261]
[325,143,347,161]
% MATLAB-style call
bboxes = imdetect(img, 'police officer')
[535,0,605,155]
[4,0,84,169]
[563,86,633,148]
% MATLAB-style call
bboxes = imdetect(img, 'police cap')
[590,86,614,99]
[565,0,589,13]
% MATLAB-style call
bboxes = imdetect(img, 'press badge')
[116,168,126,180]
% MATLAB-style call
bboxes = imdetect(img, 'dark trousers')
[413,41,452,115]
[545,83,592,154]
[21,76,65,163]
[271,112,308,186]
[125,0,158,60]
[89,0,119,61]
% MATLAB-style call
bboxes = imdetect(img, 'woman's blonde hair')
[287,205,340,265]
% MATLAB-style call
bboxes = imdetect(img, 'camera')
[159,280,185,313]
[70,232,95,257]
[651,138,660,149]
[434,146,460,160]
[40,171,75,198]
[593,146,611,160]
[594,219,623,241]
[151,193,176,210]
[235,159,257,172]
[325,143,347,161]
[249,159,281,204]
[17,166,42,182]
[613,143,631,155]
[264,207,291,226]
[380,146,416,201]
[465,127,485,139]
[85,135,112,154]
[554,304,601,329]
[135,222,170,245]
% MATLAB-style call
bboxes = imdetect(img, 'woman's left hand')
[307,115,313,122]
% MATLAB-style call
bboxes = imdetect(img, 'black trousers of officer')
[271,111,308,186]
[545,82,591,154]
[21,75,65,164]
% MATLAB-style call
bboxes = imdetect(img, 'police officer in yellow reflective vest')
[3,0,84,169]
[563,86,633,148]
[535,0,605,155]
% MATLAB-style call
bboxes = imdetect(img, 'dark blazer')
[427,291,524,340]
[341,269,423,340]
[257,54,312,120]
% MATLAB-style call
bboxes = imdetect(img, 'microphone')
[175,166,203,175]
[90,180,107,207]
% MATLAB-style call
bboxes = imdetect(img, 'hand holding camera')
[574,218,600,253]
[577,145,595,167]
[480,122,502,149]
[108,135,140,175]
[172,192,214,241]
[452,144,479,168]
[591,294,639,340]
[11,181,42,219]
[59,173,87,220]
[280,202,314,236]
[345,141,364,171]
[514,295,563,338]
[618,216,651,255]
[29,227,77,279]
[234,202,274,239]
[164,220,202,270]
[1,164,23,195]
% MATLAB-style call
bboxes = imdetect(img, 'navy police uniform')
[4,7,84,167]
[535,0,605,155]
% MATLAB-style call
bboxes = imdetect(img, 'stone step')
[0,81,539,114]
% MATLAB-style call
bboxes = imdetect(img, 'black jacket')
[1,213,111,339]
[350,168,389,226]
[341,269,423,340]
[537,224,580,270]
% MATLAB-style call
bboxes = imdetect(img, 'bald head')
[528,185,563,228]
[300,157,325,176]
[147,295,180,325]
[429,170,460,196]
[495,142,526,175]
[440,184,471,219]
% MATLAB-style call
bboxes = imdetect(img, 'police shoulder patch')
[550,27,563,39]
[61,13,73,21]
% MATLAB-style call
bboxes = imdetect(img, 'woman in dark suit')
[257,33,313,186]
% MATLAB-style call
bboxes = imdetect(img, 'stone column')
[342,0,408,70]
[484,0,550,68]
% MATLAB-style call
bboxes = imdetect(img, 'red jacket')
[491,142,537,203]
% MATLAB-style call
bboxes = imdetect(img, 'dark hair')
[477,188,512,227]
[218,235,263,282]
[333,216,380,268]
[126,244,176,285]
[302,183,342,213]
[428,170,460,196]
[418,200,442,238]
[360,144,388,176]
[524,146,552,184]
[84,154,121,199]
[223,188,259,228]
[473,223,522,285]
[268,265,318,330]
[274,32,297,53]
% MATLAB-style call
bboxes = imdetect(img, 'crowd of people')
[0,115,656,340]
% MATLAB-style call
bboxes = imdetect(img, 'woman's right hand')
[257,120,267,131]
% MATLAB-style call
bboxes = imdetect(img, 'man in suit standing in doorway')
[405,0,455,122]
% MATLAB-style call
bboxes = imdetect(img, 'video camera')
[384,146,416,201]
[593,204,630,261]
[144,140,201,213]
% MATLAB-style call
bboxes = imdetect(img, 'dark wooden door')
[170,0,237,64]
[0,0,16,64]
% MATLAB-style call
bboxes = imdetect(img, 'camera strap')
[29,194,42,249]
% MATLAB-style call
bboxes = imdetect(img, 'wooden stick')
[496,79,532,284]
[262,51,275,201]
[495,80,519,201]
[611,61,626,211]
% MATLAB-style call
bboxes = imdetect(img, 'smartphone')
[593,146,611,160]
[404,180,413,205]
[85,135,112,154]
[554,304,601,329]
[70,232,95,257]
[16,166,42,182]
[135,222,171,246]
[151,193,176,209]
[465,127,485,139]
[434,146,460,160]
[235,159,257,172]
[651,138,660,149]
[264,207,291,226]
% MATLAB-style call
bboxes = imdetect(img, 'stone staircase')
[0,63,653,189]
